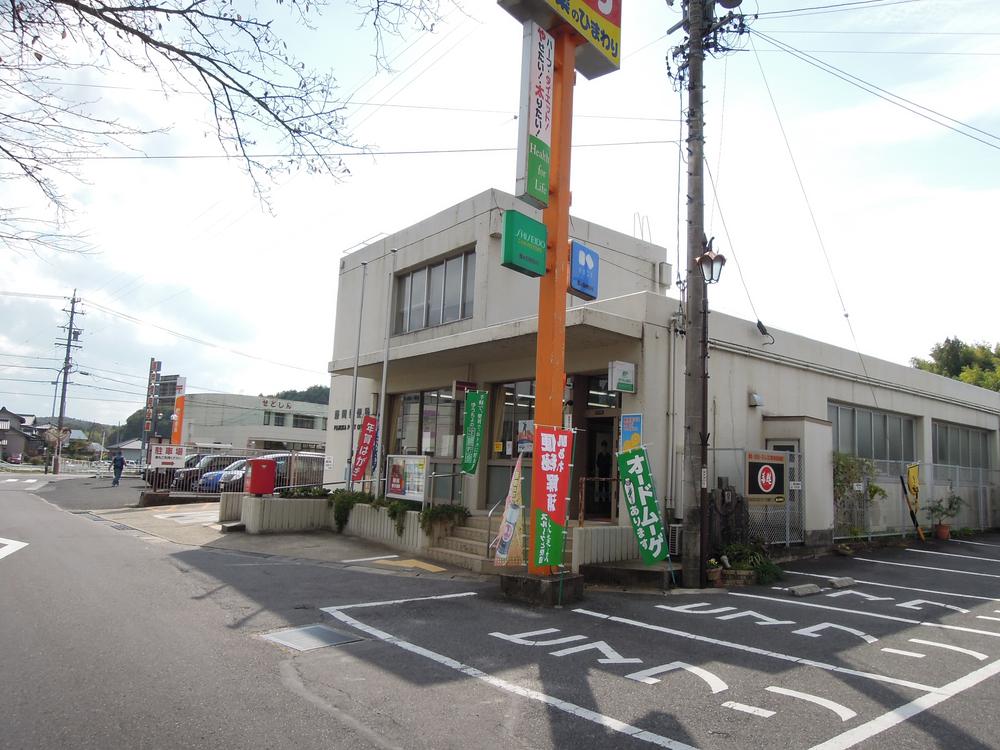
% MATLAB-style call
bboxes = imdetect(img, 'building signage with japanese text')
[461,391,488,474]
[531,425,574,566]
[516,21,554,208]
[617,446,667,565]
[608,360,636,393]
[569,240,599,300]
[386,455,429,503]
[746,450,787,502]
[502,209,548,278]
[351,415,378,481]
[150,444,188,469]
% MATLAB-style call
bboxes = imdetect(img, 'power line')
[753,0,926,19]
[0,291,68,301]
[752,48,1000,56]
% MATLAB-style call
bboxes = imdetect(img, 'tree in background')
[912,338,1000,391]
[2,0,446,254]
[268,385,330,404]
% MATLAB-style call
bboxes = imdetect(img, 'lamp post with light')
[695,243,725,589]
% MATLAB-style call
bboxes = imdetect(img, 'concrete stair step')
[440,535,489,556]
[426,547,499,575]
[452,526,490,542]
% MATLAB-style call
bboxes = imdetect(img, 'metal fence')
[833,460,999,540]
[142,446,326,494]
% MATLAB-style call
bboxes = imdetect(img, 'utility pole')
[54,290,81,475]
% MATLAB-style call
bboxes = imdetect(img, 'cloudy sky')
[4,0,999,426]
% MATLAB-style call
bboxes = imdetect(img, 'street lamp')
[694,242,725,588]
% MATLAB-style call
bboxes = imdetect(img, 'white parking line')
[723,701,775,718]
[950,539,1000,549]
[908,639,987,661]
[809,659,1000,750]
[340,555,399,563]
[852,557,1000,579]
[881,648,925,659]
[322,592,477,612]
[785,570,1000,602]
[907,548,1000,564]
[766,686,857,722]
[976,616,1000,623]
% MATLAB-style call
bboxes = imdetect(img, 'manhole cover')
[262,624,362,652]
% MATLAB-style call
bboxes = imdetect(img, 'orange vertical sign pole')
[528,25,579,576]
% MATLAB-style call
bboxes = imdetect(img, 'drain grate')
[110,523,132,531]
[262,624,362,652]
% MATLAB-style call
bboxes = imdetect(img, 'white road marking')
[852,556,1000,580]
[722,701,775,718]
[714,609,796,626]
[976,615,1000,623]
[793,623,877,644]
[766,686,857,722]
[575,608,936,692]
[340,555,399,563]
[626,662,728,693]
[549,640,642,664]
[881,648,925,659]
[786,570,1000,602]
[809,658,1000,750]
[908,639,988,661]
[950,539,1000,549]
[321,592,477,612]
[657,602,737,615]
[0,537,29,560]
[896,599,969,614]
[3,478,16,482]
[153,510,218,525]
[326,604,696,749]
[23,479,36,483]
[490,628,587,647]
[907,548,1000,564]
[826,590,893,602]
[728,592,1000,639]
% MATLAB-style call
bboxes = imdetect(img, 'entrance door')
[763,439,803,546]
[584,417,615,519]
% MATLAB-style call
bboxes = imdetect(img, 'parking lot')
[305,536,1000,749]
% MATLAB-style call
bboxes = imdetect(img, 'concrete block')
[500,572,584,607]
[788,583,821,597]
[829,577,855,589]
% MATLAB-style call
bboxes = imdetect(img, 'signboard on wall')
[515,21,554,209]
[385,455,429,503]
[746,450,787,502]
[502,210,548,278]
[461,391,488,474]
[150,444,188,468]
[619,413,642,453]
[608,360,636,394]
[569,240,599,300]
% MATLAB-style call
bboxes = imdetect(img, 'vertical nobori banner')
[351,415,378,481]
[531,425,574,567]
[617,446,668,566]
[461,391,488,474]
[493,453,526,567]
[515,21,554,209]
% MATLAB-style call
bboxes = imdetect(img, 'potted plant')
[706,558,722,586]
[926,493,964,540]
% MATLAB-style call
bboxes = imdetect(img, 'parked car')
[171,454,243,492]
[145,452,204,490]
[196,459,246,493]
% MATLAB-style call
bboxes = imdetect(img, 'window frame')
[392,248,476,335]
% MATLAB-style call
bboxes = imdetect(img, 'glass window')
[960,430,970,467]
[422,391,439,456]
[408,267,427,331]
[443,255,463,323]
[394,274,410,334]
[273,413,286,427]
[462,252,476,319]
[872,414,887,460]
[493,381,535,458]
[887,415,902,461]
[838,409,855,455]
[293,414,315,429]
[263,411,271,426]
[903,419,915,461]
[399,394,421,454]
[322,418,328,430]
[828,404,839,448]
[427,262,444,327]
[949,427,960,467]
[856,410,873,458]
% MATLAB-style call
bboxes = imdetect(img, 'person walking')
[112,451,125,487]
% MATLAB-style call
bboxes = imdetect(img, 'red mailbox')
[245,458,277,496]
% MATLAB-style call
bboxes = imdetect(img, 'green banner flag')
[616,446,668,566]
[461,391,487,474]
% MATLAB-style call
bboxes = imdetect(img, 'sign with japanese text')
[569,240,599,300]
[351,415,378,481]
[531,425,574,567]
[493,453,526,566]
[461,391,488,474]
[608,360,636,393]
[502,210,547,278]
[746,450,787,501]
[619,413,642,453]
[150,444,188,469]
[617,446,667,566]
[516,21,554,208]
[386,455,428,502]
[499,0,622,79]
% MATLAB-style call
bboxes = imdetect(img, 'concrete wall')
[180,393,327,450]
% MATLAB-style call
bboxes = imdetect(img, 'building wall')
[179,393,327,452]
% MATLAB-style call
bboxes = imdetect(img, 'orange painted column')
[528,25,579,577]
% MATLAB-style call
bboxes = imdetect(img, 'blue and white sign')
[569,240,599,301]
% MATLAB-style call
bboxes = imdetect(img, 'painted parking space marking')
[0,537,28,560]
[826,590,893,602]
[625,662,728,693]
[908,639,987,661]
[714,609,796,626]
[723,701,774,718]
[374,558,446,573]
[976,615,1000,623]
[322,592,476,612]
[950,538,1000,549]
[907,548,1000,564]
[852,556,1000,580]
[881,648,925,659]
[490,628,587,647]
[793,623,877,644]
[786,570,1000,602]
[728,592,1000,639]
[549,640,642,664]
[153,510,218,525]
[896,599,969,614]
[573,608,937,692]
[340,554,399,563]
[766,687,857,722]
[324,594,698,750]
[658,602,736,615]
[809,658,1000,750]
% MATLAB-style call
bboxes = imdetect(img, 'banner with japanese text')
[616,446,668,566]
[531,426,574,567]
[351,415,378,481]
[493,453,526,567]
[461,391,488,474]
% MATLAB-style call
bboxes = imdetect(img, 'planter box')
[242,495,328,534]
[721,569,758,587]
[343,503,427,553]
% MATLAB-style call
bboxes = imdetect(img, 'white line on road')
[574,608,936,692]
[950,539,1000,549]
[809,658,1000,750]
[785,570,1000,602]
[766,686,857,722]
[23,479,36,483]
[722,701,775,718]
[340,555,400,563]
[0,537,28,560]
[881,648,925,658]
[908,639,988,661]
[907,548,1000,564]
[852,557,1000,580]
[976,615,1000,623]
[728,592,1000,639]
[327,604,696,749]
[626,662,729,693]
[321,592,477,612]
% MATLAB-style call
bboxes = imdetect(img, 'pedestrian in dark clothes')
[112,451,125,486]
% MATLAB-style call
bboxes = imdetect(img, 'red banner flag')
[351,415,378,481]
[531,425,574,566]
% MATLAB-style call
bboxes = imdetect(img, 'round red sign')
[758,465,776,493]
